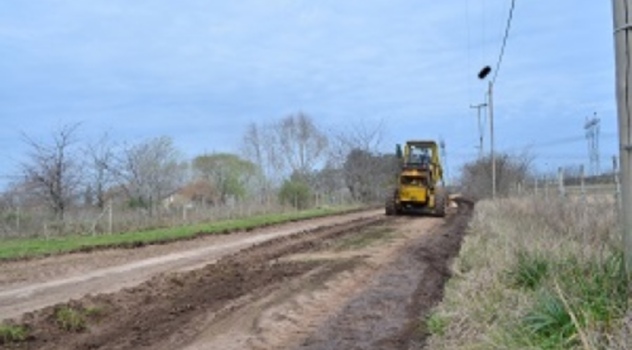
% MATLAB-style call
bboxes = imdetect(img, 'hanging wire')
[465,0,472,104]
[492,0,517,84]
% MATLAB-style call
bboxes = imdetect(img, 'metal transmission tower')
[584,113,600,176]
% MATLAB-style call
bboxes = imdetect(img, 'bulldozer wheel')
[434,187,447,217]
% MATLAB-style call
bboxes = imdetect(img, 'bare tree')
[328,120,386,167]
[275,112,328,178]
[460,152,533,199]
[328,120,393,202]
[241,122,281,201]
[21,123,82,221]
[85,132,117,209]
[241,114,327,203]
[116,136,186,211]
[342,149,398,202]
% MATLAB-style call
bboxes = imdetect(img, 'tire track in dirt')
[0,216,388,350]
[297,199,473,350]
[0,202,472,350]
[182,218,443,350]
[0,210,382,321]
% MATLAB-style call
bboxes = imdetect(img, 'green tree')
[193,153,256,204]
[278,178,311,209]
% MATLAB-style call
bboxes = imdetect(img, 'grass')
[504,250,549,290]
[0,324,28,343]
[0,206,359,260]
[55,306,87,332]
[426,312,449,337]
[54,304,105,332]
[425,197,629,350]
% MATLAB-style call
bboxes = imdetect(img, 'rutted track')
[0,202,473,350]
[0,210,383,321]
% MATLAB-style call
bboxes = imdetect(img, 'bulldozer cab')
[406,145,432,167]
[397,141,443,186]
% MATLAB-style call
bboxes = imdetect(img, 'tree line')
[1,113,398,229]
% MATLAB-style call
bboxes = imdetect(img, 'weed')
[0,324,28,343]
[55,306,86,332]
[505,250,549,290]
[516,252,628,348]
[521,292,576,348]
[426,313,448,336]
[556,253,627,330]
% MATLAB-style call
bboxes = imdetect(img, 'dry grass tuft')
[425,196,629,349]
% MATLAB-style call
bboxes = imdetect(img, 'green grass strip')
[0,206,361,261]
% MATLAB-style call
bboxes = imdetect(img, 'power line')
[492,0,517,84]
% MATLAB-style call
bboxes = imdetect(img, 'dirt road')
[0,210,382,321]
[0,203,471,350]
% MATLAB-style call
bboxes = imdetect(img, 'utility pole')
[478,66,496,199]
[470,103,488,158]
[557,167,565,198]
[489,80,496,199]
[612,0,632,274]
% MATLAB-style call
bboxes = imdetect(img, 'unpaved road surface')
[0,210,382,321]
[0,203,472,350]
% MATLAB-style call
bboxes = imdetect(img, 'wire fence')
[508,166,620,209]
[0,191,356,239]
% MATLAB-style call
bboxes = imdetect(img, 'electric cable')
[492,0,516,84]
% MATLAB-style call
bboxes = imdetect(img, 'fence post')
[614,155,622,211]
[16,205,20,234]
[108,200,113,234]
[580,164,586,204]
[534,177,538,196]
[558,167,565,198]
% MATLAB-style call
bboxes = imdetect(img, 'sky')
[0,1,618,187]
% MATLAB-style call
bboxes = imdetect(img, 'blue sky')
[0,1,617,187]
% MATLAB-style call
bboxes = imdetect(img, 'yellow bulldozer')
[385,140,448,217]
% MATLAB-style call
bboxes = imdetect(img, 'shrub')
[279,179,311,209]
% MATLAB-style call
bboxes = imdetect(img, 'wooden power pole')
[612,0,632,273]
